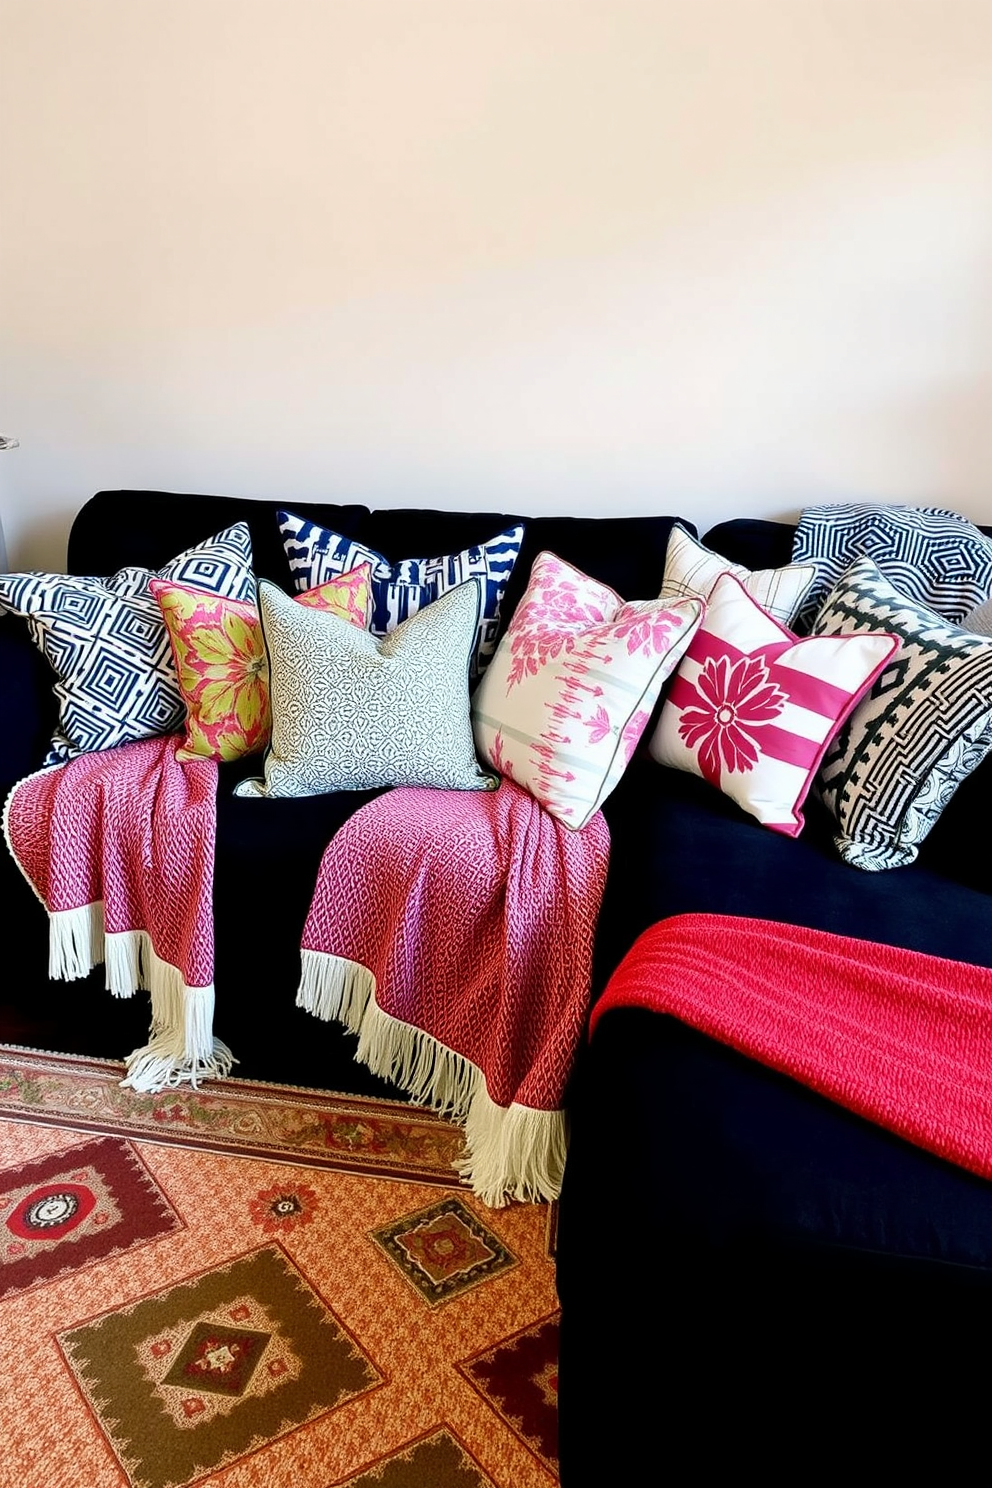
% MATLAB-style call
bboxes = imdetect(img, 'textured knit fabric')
[3,737,228,1091]
[591,913,992,1179]
[297,780,610,1202]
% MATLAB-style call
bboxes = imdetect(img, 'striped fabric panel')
[793,503,992,631]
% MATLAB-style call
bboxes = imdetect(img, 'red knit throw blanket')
[591,913,992,1180]
[297,779,611,1206]
[3,736,228,1092]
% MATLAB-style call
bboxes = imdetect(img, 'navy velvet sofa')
[2,492,990,1477]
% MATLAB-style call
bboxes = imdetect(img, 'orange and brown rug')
[0,1046,560,1488]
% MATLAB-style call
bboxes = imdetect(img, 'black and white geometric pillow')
[0,523,256,764]
[277,509,525,680]
[812,557,992,870]
[235,578,496,800]
[792,503,992,632]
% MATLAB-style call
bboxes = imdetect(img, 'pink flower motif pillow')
[151,564,372,762]
[471,551,704,828]
[647,572,899,835]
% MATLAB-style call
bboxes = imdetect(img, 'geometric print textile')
[236,578,495,799]
[0,1135,182,1301]
[277,508,525,680]
[0,1081,561,1488]
[0,522,256,764]
[791,502,992,632]
[812,557,992,869]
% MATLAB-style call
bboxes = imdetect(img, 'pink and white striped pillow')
[647,573,898,835]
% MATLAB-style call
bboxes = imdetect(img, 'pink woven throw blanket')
[591,913,992,1179]
[297,778,611,1206]
[3,735,230,1092]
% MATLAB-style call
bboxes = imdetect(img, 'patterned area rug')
[0,1047,559,1487]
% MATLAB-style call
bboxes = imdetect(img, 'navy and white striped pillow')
[277,510,524,680]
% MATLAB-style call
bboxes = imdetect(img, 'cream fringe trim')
[297,948,566,1208]
[31,902,232,1093]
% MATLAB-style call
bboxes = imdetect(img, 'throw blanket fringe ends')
[298,948,567,1206]
[3,739,231,1093]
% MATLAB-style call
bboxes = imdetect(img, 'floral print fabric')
[648,572,898,836]
[151,565,372,762]
[471,551,704,828]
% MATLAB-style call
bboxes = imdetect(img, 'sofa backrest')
[67,490,692,623]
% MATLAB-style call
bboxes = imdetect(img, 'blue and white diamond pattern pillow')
[0,523,256,764]
[277,510,524,679]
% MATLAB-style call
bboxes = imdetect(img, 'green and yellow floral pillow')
[150,564,372,762]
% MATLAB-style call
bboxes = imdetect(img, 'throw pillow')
[791,503,992,631]
[471,552,705,829]
[0,523,256,764]
[150,564,372,763]
[661,521,815,626]
[648,572,898,837]
[811,557,992,869]
[235,577,494,799]
[277,508,525,678]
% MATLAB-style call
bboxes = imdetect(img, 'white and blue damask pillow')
[277,510,524,680]
[0,523,256,764]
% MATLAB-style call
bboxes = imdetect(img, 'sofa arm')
[0,616,58,795]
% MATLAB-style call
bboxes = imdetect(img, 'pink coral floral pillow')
[471,551,704,828]
[647,572,898,835]
[150,564,372,762]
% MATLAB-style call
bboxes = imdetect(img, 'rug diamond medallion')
[0,1134,182,1300]
[370,1195,518,1306]
[58,1242,382,1488]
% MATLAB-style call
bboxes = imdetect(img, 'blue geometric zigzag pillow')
[0,522,256,764]
[277,510,525,680]
[792,503,992,632]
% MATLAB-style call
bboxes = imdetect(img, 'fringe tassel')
[48,903,105,981]
[355,999,478,1119]
[105,929,149,996]
[459,1093,567,1208]
[322,995,566,1207]
[296,950,375,1034]
[118,944,234,1092]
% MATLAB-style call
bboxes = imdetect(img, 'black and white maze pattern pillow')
[0,524,256,763]
[793,503,992,631]
[812,557,992,870]
[235,577,496,800]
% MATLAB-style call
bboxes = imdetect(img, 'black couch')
[2,493,991,1474]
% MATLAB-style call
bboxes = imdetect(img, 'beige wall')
[2,0,992,569]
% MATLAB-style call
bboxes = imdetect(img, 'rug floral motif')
[457,1313,561,1475]
[370,1196,518,1306]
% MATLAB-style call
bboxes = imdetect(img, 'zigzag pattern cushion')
[0,524,256,764]
[792,503,992,631]
[661,522,815,626]
[235,578,494,799]
[812,557,992,869]
[277,509,524,679]
[471,552,704,829]
[648,573,898,836]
